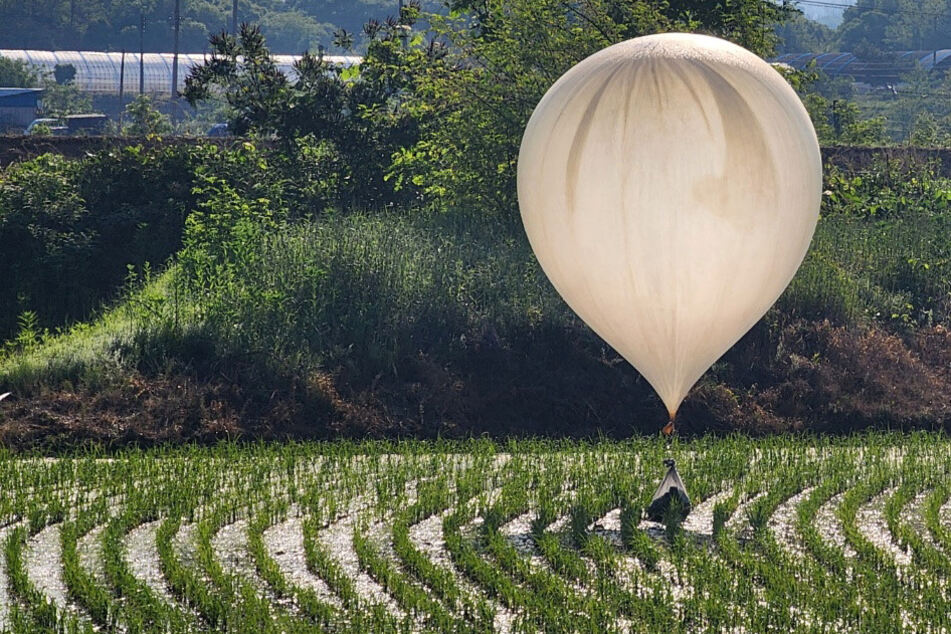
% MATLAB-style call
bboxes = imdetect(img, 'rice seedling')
[0,435,948,631]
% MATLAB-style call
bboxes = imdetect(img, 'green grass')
[4,195,950,387]
[0,208,563,391]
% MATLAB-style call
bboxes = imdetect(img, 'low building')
[0,87,43,132]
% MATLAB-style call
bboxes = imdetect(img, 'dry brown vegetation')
[1,319,948,450]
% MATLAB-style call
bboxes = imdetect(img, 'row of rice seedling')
[0,435,949,631]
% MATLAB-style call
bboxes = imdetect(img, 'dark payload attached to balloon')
[647,459,692,523]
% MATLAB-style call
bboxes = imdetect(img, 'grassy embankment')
[0,144,949,447]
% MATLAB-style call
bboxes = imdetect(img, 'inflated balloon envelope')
[517,33,822,425]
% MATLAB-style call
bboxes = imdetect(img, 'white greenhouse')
[0,50,362,95]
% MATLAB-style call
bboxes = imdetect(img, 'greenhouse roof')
[0,50,362,96]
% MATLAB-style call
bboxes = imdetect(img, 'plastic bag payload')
[517,33,822,423]
[647,459,691,523]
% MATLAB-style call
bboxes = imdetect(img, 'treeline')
[0,0,439,54]
[180,0,791,217]
[778,0,951,54]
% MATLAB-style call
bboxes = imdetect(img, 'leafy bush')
[0,57,39,87]
[0,145,229,341]
[123,95,173,136]
[778,157,951,328]
[4,143,951,438]
[182,2,794,216]
[175,208,563,383]
[0,137,364,344]
[184,23,425,210]
[395,0,794,214]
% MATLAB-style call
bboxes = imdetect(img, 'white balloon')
[517,33,822,421]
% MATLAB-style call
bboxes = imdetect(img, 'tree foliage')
[185,1,798,214]
[0,0,441,54]
[775,11,835,53]
[0,146,202,340]
[837,0,951,52]
[39,77,92,117]
[53,63,76,85]
[395,0,795,214]
[0,58,90,116]
[184,19,431,209]
[0,57,40,87]
[124,94,173,136]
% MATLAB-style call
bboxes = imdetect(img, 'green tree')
[775,12,835,53]
[185,1,799,214]
[803,92,888,145]
[258,11,334,53]
[909,111,946,146]
[888,64,940,139]
[183,24,292,137]
[0,0,442,53]
[836,0,897,51]
[183,20,426,208]
[837,0,951,52]
[0,57,39,87]
[53,63,76,85]
[40,76,91,116]
[392,0,796,215]
[124,94,172,135]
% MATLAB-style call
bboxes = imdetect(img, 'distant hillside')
[797,0,855,28]
[0,1,442,55]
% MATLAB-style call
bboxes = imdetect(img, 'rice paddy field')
[0,433,950,633]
